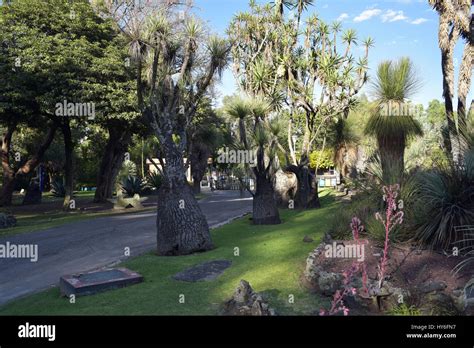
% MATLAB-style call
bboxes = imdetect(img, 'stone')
[59,268,143,297]
[303,235,314,243]
[318,271,344,296]
[419,292,459,315]
[0,212,17,229]
[274,170,297,207]
[418,281,447,294]
[109,192,148,210]
[222,280,275,316]
[173,260,232,282]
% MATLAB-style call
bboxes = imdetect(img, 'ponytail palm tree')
[225,96,281,224]
[365,58,423,184]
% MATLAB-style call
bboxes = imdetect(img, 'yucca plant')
[413,149,474,250]
[365,57,423,184]
[120,175,144,197]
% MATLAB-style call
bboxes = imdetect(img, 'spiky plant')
[365,58,423,184]
[413,149,474,250]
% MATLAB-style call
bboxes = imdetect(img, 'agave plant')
[120,175,144,197]
[365,57,423,184]
[50,177,66,198]
[146,172,162,190]
[413,149,474,250]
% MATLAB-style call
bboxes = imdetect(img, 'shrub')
[120,175,144,197]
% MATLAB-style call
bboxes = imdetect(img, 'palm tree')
[429,0,473,164]
[365,57,423,184]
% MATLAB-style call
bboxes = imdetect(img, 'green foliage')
[50,177,66,198]
[120,176,144,197]
[371,57,421,102]
[412,149,474,250]
[388,304,421,316]
[118,160,137,181]
[309,149,334,170]
[365,114,423,141]
[146,172,162,190]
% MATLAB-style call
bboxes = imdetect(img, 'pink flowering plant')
[320,185,404,315]
[375,184,404,289]
[320,217,367,316]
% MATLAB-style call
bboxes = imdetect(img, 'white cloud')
[411,18,428,24]
[382,10,408,22]
[322,4,328,9]
[337,13,349,22]
[354,9,382,22]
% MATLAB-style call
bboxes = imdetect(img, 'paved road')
[0,190,252,306]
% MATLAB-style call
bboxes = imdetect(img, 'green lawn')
[0,190,337,315]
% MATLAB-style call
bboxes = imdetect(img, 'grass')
[0,190,338,316]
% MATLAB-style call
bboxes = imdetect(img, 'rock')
[377,282,411,312]
[419,292,459,315]
[109,192,148,210]
[303,235,314,243]
[323,232,333,244]
[0,212,17,229]
[222,280,275,316]
[318,271,344,296]
[274,170,297,207]
[418,281,447,294]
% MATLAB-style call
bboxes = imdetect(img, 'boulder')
[222,280,275,316]
[274,170,297,207]
[303,235,314,243]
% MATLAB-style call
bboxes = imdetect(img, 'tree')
[225,96,281,224]
[429,0,473,164]
[0,0,135,208]
[188,98,226,194]
[364,58,423,183]
[228,0,372,209]
[101,0,229,255]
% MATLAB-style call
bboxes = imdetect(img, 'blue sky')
[192,0,472,108]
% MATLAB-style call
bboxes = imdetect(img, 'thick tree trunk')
[252,172,281,225]
[190,143,210,195]
[156,137,213,256]
[62,121,74,210]
[378,136,406,185]
[287,162,320,209]
[0,123,16,206]
[94,126,131,203]
[192,179,201,194]
[1,124,57,206]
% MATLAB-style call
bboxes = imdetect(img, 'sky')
[192,0,473,108]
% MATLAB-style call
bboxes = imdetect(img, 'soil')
[314,239,472,294]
